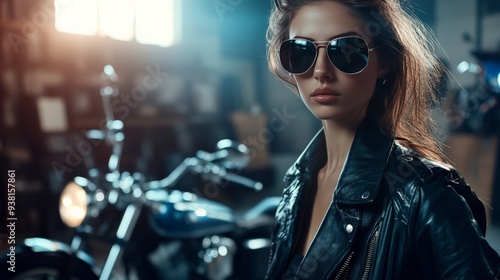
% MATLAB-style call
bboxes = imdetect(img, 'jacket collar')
[285,117,394,205]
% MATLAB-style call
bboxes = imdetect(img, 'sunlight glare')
[55,0,99,36]
[99,0,134,41]
[135,0,175,47]
[54,0,178,47]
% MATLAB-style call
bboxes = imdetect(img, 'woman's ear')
[377,61,389,79]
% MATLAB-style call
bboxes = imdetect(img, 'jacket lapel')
[335,119,394,205]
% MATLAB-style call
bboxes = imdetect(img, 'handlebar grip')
[222,172,263,191]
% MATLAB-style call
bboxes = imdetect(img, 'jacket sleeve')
[413,170,500,279]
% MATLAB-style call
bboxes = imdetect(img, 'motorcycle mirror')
[215,139,250,170]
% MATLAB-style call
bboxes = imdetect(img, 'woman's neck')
[321,115,364,173]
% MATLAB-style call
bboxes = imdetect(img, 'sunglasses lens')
[279,39,316,74]
[328,37,369,74]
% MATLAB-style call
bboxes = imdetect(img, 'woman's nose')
[313,47,336,81]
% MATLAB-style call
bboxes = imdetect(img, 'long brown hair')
[267,0,448,162]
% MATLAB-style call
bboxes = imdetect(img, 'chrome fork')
[99,204,142,280]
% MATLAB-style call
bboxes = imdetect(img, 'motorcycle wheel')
[1,252,99,280]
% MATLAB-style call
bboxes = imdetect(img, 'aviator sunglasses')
[279,35,378,75]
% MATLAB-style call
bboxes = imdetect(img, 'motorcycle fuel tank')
[146,189,238,238]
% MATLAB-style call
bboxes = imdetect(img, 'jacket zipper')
[360,224,380,280]
[334,251,354,280]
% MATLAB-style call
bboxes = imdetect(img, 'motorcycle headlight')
[59,177,106,228]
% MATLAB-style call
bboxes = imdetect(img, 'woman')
[265,0,500,279]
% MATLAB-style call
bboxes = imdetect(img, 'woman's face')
[289,1,384,123]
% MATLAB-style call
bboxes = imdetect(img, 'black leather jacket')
[265,119,500,279]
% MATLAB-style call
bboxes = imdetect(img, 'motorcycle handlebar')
[145,159,190,190]
[221,172,263,191]
[145,155,262,191]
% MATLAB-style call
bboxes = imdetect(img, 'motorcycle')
[1,65,279,280]
[448,55,500,135]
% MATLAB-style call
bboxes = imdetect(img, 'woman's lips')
[311,88,341,104]
[312,95,340,103]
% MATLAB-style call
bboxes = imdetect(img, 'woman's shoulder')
[386,142,468,200]
[390,142,487,234]
[390,142,453,182]
[389,143,480,207]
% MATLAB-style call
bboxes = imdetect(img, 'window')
[54,0,179,47]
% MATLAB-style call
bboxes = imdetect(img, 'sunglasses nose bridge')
[314,41,329,51]
[311,42,336,76]
[314,43,327,62]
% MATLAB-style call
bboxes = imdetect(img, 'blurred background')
[1,0,500,258]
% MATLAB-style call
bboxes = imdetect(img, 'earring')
[382,78,387,85]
